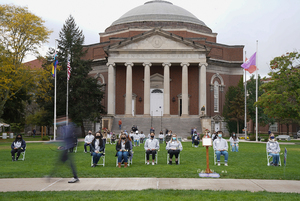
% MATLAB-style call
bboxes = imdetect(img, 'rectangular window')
[269,123,278,132]
[214,82,219,112]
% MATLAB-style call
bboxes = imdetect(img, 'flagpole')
[244,51,247,139]
[255,40,258,142]
[66,54,69,127]
[54,39,58,141]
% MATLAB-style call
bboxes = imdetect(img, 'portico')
[106,29,209,117]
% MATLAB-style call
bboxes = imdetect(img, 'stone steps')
[111,116,201,138]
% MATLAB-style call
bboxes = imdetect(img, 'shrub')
[249,135,256,141]
[187,136,192,140]
[42,136,49,141]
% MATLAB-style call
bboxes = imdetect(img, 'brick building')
[83,0,244,135]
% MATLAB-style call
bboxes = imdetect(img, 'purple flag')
[241,52,256,69]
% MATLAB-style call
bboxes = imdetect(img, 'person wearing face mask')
[11,134,26,161]
[267,133,281,166]
[229,132,239,152]
[166,134,183,165]
[165,130,172,145]
[158,131,164,144]
[116,133,131,168]
[192,131,200,147]
[129,131,134,142]
[144,132,160,165]
[84,130,94,153]
[90,132,105,167]
[139,131,145,144]
[133,131,140,147]
[213,131,229,166]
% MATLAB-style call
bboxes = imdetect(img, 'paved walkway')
[0,178,299,193]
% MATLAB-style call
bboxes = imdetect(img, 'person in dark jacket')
[90,132,105,167]
[54,118,79,183]
[11,134,26,161]
[192,132,200,147]
[116,133,131,168]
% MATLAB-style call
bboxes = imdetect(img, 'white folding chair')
[267,151,281,166]
[116,157,132,167]
[91,152,105,167]
[20,151,26,161]
[214,150,226,165]
[166,152,180,164]
[145,151,158,164]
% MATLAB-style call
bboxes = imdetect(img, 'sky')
[2,0,300,79]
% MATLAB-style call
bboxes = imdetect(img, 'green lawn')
[0,190,299,201]
[0,140,299,180]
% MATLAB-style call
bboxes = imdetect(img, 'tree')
[0,4,52,118]
[256,52,300,134]
[223,77,246,134]
[247,75,274,133]
[41,15,105,136]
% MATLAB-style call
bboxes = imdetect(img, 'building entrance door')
[150,89,163,116]
[215,122,220,132]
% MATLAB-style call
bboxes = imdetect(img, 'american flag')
[67,56,71,81]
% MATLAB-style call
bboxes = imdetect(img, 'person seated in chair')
[116,133,131,168]
[165,130,172,145]
[267,133,281,166]
[90,132,105,167]
[158,131,164,144]
[166,134,183,165]
[84,131,94,153]
[139,131,145,144]
[229,132,239,152]
[192,132,200,147]
[144,132,160,165]
[133,131,140,147]
[11,134,26,161]
[213,131,228,166]
[111,133,116,144]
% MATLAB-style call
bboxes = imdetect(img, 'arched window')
[151,89,163,93]
[214,80,219,112]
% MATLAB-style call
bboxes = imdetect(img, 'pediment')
[150,73,164,81]
[212,115,224,121]
[107,28,208,52]
[119,34,195,50]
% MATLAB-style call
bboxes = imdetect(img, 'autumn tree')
[257,52,300,134]
[0,4,52,119]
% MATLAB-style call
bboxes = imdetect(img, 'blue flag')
[284,147,287,166]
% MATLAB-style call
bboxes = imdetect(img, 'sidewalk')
[0,178,299,193]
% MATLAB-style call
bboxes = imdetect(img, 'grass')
[0,190,299,201]
[1,139,300,180]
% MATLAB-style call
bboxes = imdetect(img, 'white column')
[199,63,208,115]
[181,62,190,117]
[163,62,171,116]
[143,62,151,116]
[107,63,115,115]
[125,62,134,117]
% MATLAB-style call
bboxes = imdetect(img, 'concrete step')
[111,116,201,138]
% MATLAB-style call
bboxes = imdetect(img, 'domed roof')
[111,0,207,27]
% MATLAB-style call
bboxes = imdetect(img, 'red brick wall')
[132,64,144,115]
[206,72,242,117]
[207,44,243,61]
[115,64,126,114]
[188,64,199,115]
[170,65,181,115]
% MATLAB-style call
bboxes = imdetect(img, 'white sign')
[202,138,212,147]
